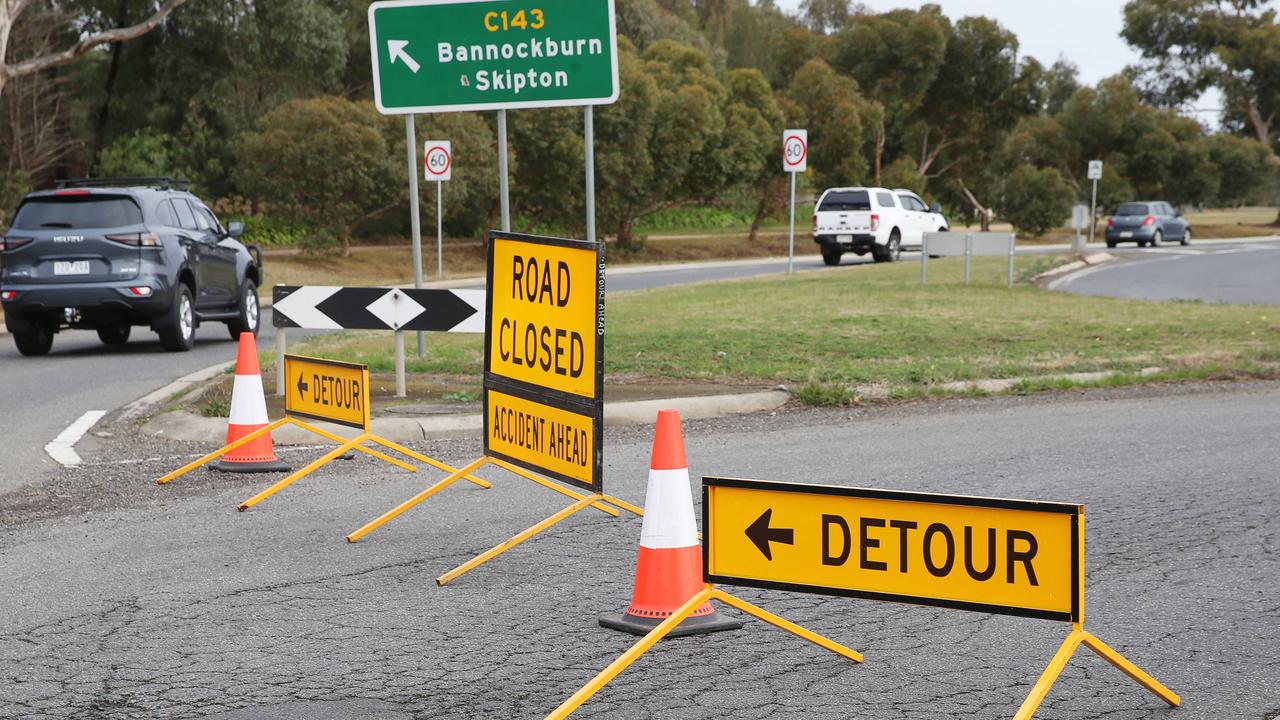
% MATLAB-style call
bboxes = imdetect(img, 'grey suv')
[1,178,262,356]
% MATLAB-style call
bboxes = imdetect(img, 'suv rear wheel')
[821,248,842,266]
[226,279,260,339]
[158,285,196,352]
[13,326,54,356]
[873,231,901,263]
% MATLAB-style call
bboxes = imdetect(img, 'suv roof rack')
[54,177,191,192]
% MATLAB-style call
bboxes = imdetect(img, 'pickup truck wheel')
[821,248,842,266]
[97,322,131,345]
[873,232,901,263]
[158,285,196,352]
[13,327,53,356]
[226,278,260,340]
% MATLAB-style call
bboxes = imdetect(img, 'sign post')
[1087,160,1103,249]
[783,129,808,275]
[347,232,642,585]
[424,140,452,279]
[406,117,426,359]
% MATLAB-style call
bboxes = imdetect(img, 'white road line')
[44,410,107,467]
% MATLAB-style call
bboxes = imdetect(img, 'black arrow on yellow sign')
[296,374,309,399]
[746,508,794,561]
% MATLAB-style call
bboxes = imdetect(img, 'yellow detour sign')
[285,354,371,432]
[485,232,604,492]
[704,477,1082,622]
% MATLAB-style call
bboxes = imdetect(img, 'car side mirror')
[930,202,942,213]
[227,221,245,238]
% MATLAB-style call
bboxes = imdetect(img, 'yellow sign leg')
[711,589,863,663]
[346,457,491,542]
[545,588,717,720]
[1081,632,1181,708]
[238,436,367,511]
[1014,629,1086,720]
[156,419,288,485]
[436,493,604,586]
[365,435,492,489]
[487,457,621,518]
[599,494,644,517]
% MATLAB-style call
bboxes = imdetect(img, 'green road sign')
[368,0,620,115]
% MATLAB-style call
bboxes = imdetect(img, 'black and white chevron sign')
[271,286,485,333]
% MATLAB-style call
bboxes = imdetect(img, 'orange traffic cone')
[211,332,290,474]
[600,409,742,637]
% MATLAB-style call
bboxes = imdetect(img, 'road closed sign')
[484,231,604,491]
[424,140,452,181]
[783,129,807,173]
[704,477,1082,622]
[285,355,372,432]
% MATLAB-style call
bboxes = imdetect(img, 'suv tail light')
[1,237,33,251]
[106,232,161,247]
[870,214,880,232]
[1,291,15,301]
[811,214,817,234]
[1107,218,1115,229]
[1142,215,1156,226]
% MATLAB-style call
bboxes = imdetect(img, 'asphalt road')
[1056,240,1280,304]
[1,382,1276,719]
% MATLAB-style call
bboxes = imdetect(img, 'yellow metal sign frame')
[284,354,371,431]
[156,356,491,510]
[346,232,640,588]
[703,477,1082,622]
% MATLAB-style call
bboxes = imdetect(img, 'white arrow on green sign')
[368,0,620,115]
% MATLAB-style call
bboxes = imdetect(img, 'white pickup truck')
[812,186,950,265]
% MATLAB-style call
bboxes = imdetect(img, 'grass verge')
[286,256,1279,406]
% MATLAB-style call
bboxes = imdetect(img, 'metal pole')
[787,171,796,275]
[406,115,426,358]
[1008,235,1015,288]
[585,106,596,244]
[498,109,511,232]
[437,180,444,279]
[964,233,972,286]
[394,331,407,398]
[275,325,286,397]
[921,236,927,285]
[1089,179,1098,248]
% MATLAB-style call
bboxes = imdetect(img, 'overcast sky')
[772,0,1224,123]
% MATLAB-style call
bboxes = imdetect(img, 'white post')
[921,236,928,285]
[498,109,511,233]
[406,115,426,359]
[585,106,596,245]
[787,171,796,275]
[1089,179,1098,248]
[964,233,972,286]
[394,331,407,398]
[437,180,444,279]
[275,325,286,397]
[1008,234,1016,288]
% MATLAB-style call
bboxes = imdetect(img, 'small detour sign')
[368,0,620,114]
[285,354,372,432]
[704,477,1082,622]
[484,231,604,492]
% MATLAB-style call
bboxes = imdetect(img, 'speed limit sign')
[424,140,452,182]
[783,129,807,173]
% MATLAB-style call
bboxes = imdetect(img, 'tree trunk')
[874,118,885,186]
[615,216,639,253]
[89,1,130,173]
[749,193,768,243]
[338,229,351,257]
[958,180,992,232]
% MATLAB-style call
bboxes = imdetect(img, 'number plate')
[1119,231,1133,238]
[54,261,91,276]
[837,235,853,243]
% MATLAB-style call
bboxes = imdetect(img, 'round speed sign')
[783,130,807,173]
[424,141,452,182]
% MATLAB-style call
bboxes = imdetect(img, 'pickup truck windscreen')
[818,191,871,212]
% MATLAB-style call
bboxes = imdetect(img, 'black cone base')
[210,458,291,474]
[600,610,744,638]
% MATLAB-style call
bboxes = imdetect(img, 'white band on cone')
[229,374,270,426]
[638,468,699,549]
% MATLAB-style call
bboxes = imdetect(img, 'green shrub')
[1000,166,1074,237]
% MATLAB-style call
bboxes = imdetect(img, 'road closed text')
[488,237,599,398]
[705,479,1081,620]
